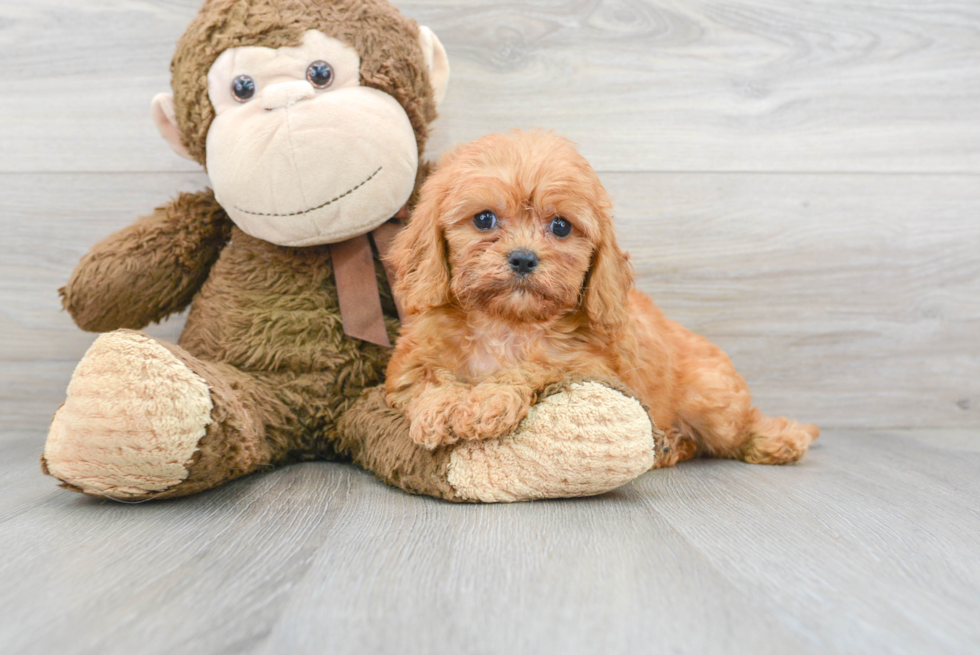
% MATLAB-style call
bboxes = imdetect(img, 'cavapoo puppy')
[386,130,818,467]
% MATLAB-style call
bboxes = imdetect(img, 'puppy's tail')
[739,410,819,465]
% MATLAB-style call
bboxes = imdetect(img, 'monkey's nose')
[261,81,316,111]
[508,250,539,276]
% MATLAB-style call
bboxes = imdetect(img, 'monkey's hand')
[61,190,231,333]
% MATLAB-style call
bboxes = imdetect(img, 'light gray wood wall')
[1,0,978,433]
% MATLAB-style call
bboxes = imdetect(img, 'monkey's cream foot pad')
[43,331,213,499]
[447,382,657,503]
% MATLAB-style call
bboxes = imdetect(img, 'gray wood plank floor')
[1,430,978,655]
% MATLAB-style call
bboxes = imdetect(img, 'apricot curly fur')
[386,131,819,464]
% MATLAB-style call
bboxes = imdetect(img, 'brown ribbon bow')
[328,207,408,348]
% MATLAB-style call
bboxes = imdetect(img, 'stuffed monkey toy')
[41,0,660,503]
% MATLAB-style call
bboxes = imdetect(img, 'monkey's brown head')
[151,0,450,247]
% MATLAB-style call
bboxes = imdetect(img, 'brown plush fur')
[335,386,458,501]
[46,0,446,500]
[386,131,819,464]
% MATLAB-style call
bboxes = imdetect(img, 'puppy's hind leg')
[652,426,700,469]
[675,334,818,465]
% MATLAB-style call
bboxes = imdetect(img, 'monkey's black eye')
[307,61,334,89]
[551,217,573,238]
[231,75,256,102]
[473,210,498,231]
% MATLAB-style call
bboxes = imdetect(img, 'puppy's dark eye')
[232,75,256,102]
[551,217,573,238]
[307,61,334,89]
[473,210,498,231]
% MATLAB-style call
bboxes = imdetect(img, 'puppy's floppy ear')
[583,216,634,335]
[389,180,451,315]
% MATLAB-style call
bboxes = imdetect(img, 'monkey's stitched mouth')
[234,166,383,218]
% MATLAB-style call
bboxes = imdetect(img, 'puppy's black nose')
[508,250,539,276]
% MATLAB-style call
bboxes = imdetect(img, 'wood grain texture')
[3,172,976,431]
[1,430,978,655]
[606,172,980,430]
[0,173,202,434]
[2,0,977,430]
[1,0,979,173]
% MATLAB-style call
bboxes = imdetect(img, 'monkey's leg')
[42,330,301,501]
[337,379,662,503]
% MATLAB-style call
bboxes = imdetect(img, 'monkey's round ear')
[418,26,450,107]
[151,93,195,162]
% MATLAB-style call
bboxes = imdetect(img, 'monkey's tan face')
[204,30,420,247]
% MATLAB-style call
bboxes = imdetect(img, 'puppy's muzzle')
[508,250,539,277]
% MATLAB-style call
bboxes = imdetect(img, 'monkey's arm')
[61,189,232,333]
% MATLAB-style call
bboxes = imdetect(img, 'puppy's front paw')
[452,384,532,441]
[408,411,455,450]
[447,381,659,503]
[410,419,453,450]
[407,392,459,450]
